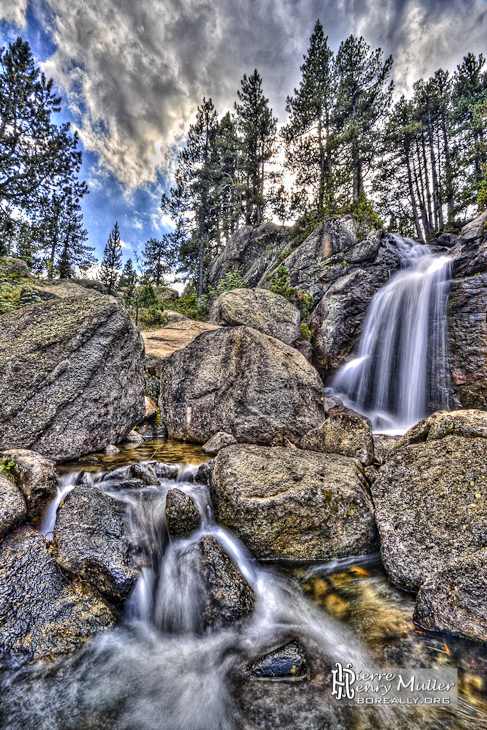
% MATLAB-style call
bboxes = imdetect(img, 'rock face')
[414,549,487,641]
[371,412,487,592]
[249,640,307,679]
[448,273,487,409]
[0,473,27,539]
[199,535,255,629]
[300,411,374,466]
[54,484,138,602]
[1,449,57,521]
[211,445,378,560]
[209,288,301,345]
[165,488,202,539]
[0,293,146,461]
[310,267,389,376]
[459,209,487,241]
[206,223,289,290]
[159,326,325,445]
[0,527,116,660]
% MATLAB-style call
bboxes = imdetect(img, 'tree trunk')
[405,144,423,240]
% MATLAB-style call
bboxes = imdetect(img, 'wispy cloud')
[7,0,487,189]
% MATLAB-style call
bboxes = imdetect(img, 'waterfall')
[332,238,451,433]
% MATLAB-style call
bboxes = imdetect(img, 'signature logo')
[331,662,356,700]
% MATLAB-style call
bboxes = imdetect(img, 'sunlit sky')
[1,0,486,263]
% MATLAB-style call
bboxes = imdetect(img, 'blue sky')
[1,0,487,266]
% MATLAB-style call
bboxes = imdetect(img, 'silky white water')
[332,238,451,433]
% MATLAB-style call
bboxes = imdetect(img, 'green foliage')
[0,459,15,474]
[138,283,159,309]
[207,270,246,300]
[340,192,383,235]
[99,221,122,295]
[268,265,313,321]
[300,322,312,341]
[169,291,209,321]
[138,306,169,328]
[289,210,324,249]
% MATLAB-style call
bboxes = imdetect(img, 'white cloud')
[0,0,28,27]
[14,0,487,192]
[120,239,131,250]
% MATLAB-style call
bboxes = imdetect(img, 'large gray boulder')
[371,411,487,592]
[0,527,117,660]
[459,209,487,242]
[209,288,301,345]
[0,449,57,521]
[0,293,146,461]
[300,410,375,466]
[414,548,487,642]
[159,326,325,445]
[210,444,378,560]
[54,484,138,602]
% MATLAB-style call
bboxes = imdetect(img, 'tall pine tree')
[99,222,122,294]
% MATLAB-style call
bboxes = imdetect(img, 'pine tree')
[234,69,277,225]
[142,235,176,286]
[334,36,393,201]
[161,98,221,296]
[99,222,122,294]
[0,37,89,263]
[44,189,95,279]
[283,20,337,215]
[214,112,241,241]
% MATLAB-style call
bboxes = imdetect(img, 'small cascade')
[332,237,452,433]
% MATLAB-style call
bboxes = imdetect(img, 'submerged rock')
[249,639,307,679]
[414,548,487,642]
[209,288,301,345]
[54,484,138,603]
[165,488,202,539]
[199,535,255,629]
[159,326,325,445]
[0,449,57,521]
[202,431,237,456]
[0,293,146,461]
[0,473,27,539]
[300,411,374,466]
[371,423,487,592]
[0,527,116,660]
[211,445,378,560]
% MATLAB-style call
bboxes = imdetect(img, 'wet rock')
[448,274,487,409]
[165,488,202,539]
[0,294,146,462]
[0,449,57,521]
[54,484,138,603]
[0,527,116,660]
[159,326,325,446]
[199,535,255,629]
[323,395,344,413]
[310,267,389,377]
[371,430,487,592]
[249,640,307,679]
[0,473,27,539]
[459,209,487,241]
[101,478,146,492]
[391,409,487,451]
[414,549,487,641]
[209,288,301,345]
[125,429,144,445]
[144,396,158,420]
[211,445,378,560]
[105,445,120,455]
[194,460,214,486]
[131,463,157,484]
[153,462,179,479]
[300,411,374,466]
[202,431,237,456]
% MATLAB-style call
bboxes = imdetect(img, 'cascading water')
[2,459,485,729]
[332,237,452,433]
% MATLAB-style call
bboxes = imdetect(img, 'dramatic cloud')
[7,0,487,189]
[0,0,28,28]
